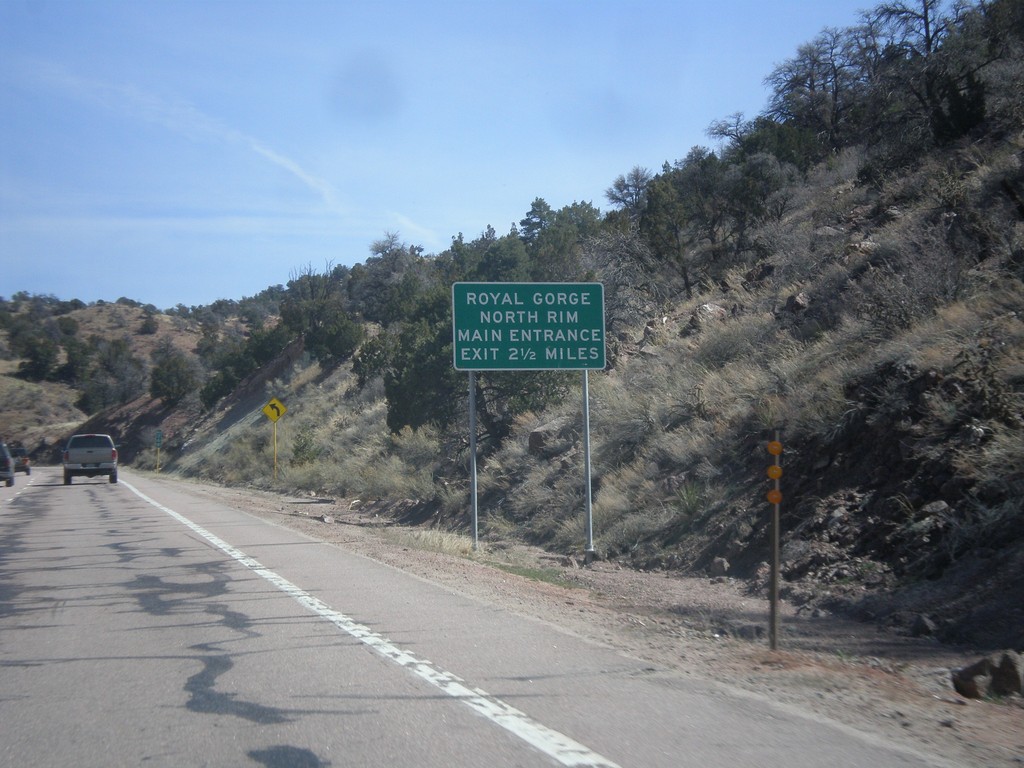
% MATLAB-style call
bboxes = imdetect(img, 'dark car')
[12,446,30,475]
[0,443,14,487]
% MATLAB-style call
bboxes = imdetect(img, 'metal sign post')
[468,371,479,550]
[582,370,595,558]
[767,433,784,650]
[452,282,605,555]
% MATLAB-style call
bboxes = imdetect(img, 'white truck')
[63,433,118,484]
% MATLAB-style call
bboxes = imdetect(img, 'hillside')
[0,303,204,451]
[2,0,1022,656]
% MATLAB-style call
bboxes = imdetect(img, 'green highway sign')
[452,282,606,371]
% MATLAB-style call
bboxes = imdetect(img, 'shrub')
[290,424,321,466]
[150,349,199,403]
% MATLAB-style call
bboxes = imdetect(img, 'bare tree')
[605,166,653,223]
[764,28,863,149]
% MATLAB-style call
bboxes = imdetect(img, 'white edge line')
[122,480,622,768]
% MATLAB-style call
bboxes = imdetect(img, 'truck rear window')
[68,436,114,449]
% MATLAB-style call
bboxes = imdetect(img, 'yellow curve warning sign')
[262,397,287,422]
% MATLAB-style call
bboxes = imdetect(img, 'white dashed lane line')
[124,479,622,768]
[3,474,36,504]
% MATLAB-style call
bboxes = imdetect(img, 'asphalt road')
[0,468,952,768]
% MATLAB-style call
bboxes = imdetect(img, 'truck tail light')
[111,448,118,461]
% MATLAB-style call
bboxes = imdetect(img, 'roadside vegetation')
[2,0,1021,648]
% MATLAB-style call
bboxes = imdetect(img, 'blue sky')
[1,1,870,310]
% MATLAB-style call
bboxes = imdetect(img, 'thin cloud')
[18,60,342,211]
[390,212,442,252]
[2,212,355,238]
[247,140,337,207]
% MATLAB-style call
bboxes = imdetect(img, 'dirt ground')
[184,481,1024,768]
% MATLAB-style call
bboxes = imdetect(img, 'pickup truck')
[63,434,118,484]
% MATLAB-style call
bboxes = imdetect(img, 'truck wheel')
[109,471,118,484]
[64,472,71,485]
[5,478,12,487]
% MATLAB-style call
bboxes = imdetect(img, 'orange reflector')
[767,489,783,505]
[767,465,783,479]
[767,441,783,456]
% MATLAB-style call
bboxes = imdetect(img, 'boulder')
[528,418,572,457]
[709,557,729,576]
[952,650,1024,698]
[686,303,728,334]
[743,262,774,288]
[783,292,811,313]
[911,614,937,638]
[846,240,880,255]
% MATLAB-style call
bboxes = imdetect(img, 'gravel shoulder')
[180,480,1024,768]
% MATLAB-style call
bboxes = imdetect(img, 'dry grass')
[375,526,477,557]
[167,358,448,501]
[0,368,85,447]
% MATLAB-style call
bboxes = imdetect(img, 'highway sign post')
[767,434,784,649]
[262,397,287,480]
[155,429,163,472]
[452,282,605,554]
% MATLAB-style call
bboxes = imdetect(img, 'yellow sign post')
[262,398,287,480]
